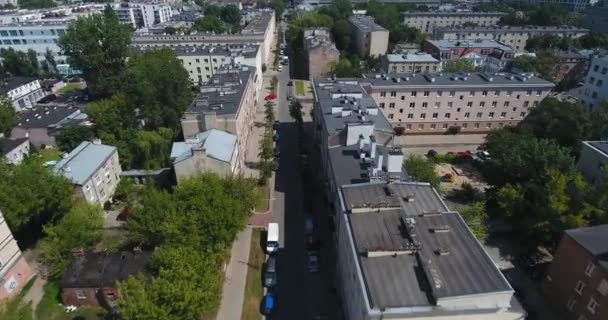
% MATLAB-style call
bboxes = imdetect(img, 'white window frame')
[575,280,585,295]
[585,262,595,277]
[586,297,597,314]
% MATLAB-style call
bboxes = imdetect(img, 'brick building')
[424,39,515,72]
[543,224,608,320]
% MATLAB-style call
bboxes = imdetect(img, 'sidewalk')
[216,227,253,320]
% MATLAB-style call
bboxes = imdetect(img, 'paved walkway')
[216,227,253,320]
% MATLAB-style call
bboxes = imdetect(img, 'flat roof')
[16,106,81,129]
[137,44,259,58]
[185,66,254,117]
[565,224,608,269]
[328,144,406,187]
[54,141,116,185]
[240,10,273,34]
[171,129,237,164]
[360,72,555,88]
[341,182,513,309]
[402,11,506,17]
[386,52,440,63]
[1,137,28,155]
[583,141,608,157]
[348,15,387,32]
[426,39,513,51]
[436,25,589,34]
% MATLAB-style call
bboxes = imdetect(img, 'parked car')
[262,293,275,315]
[307,252,319,273]
[277,66,283,72]
[264,256,277,287]
[304,216,314,235]
[287,81,293,86]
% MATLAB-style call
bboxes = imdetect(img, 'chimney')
[370,136,377,159]
[92,138,101,145]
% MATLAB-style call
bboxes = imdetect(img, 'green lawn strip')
[57,83,81,94]
[241,229,264,320]
[295,80,305,96]
[38,148,62,163]
[36,281,105,320]
[254,184,270,212]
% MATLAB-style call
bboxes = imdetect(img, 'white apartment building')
[114,1,174,29]
[348,15,389,57]
[0,19,71,65]
[574,55,608,111]
[0,210,33,301]
[360,72,554,134]
[402,11,506,34]
[0,77,45,111]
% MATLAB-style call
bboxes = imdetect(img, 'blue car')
[263,292,275,315]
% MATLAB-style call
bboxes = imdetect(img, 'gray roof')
[426,39,513,51]
[584,141,608,157]
[137,44,259,58]
[313,79,393,136]
[1,137,28,155]
[171,129,237,164]
[360,72,555,89]
[348,15,387,33]
[386,52,440,63]
[16,106,82,129]
[565,224,608,269]
[328,144,406,187]
[402,11,506,17]
[186,66,254,117]
[0,77,38,95]
[436,25,589,34]
[241,10,274,34]
[304,28,337,50]
[342,182,512,309]
[54,141,117,185]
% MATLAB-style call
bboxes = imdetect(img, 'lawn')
[57,83,81,94]
[38,148,62,163]
[36,282,106,320]
[295,80,306,96]
[241,229,265,320]
[254,184,270,212]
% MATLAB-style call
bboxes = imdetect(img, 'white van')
[266,223,279,253]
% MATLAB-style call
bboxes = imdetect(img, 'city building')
[542,224,608,320]
[60,250,152,307]
[424,39,515,72]
[359,72,554,134]
[348,15,389,57]
[0,210,34,301]
[573,54,608,111]
[54,140,122,206]
[303,28,340,78]
[0,77,45,112]
[170,129,239,182]
[434,25,589,52]
[336,181,525,320]
[554,50,588,83]
[132,10,275,65]
[577,141,608,184]
[301,0,440,7]
[181,66,257,173]
[402,11,506,34]
[583,4,608,32]
[11,106,86,147]
[1,137,30,165]
[113,1,174,30]
[509,0,599,11]
[383,52,441,73]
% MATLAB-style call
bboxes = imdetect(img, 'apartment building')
[401,11,506,34]
[574,54,608,111]
[170,129,239,182]
[132,10,275,65]
[1,137,30,165]
[0,77,45,112]
[302,0,440,6]
[542,224,608,320]
[181,66,257,173]
[304,28,340,78]
[510,0,599,11]
[348,15,389,57]
[335,182,525,320]
[434,25,589,52]
[383,52,441,73]
[0,19,71,65]
[577,141,608,184]
[113,1,174,29]
[424,39,515,71]
[360,72,554,134]
[11,105,86,147]
[54,141,122,206]
[0,210,34,301]
[554,50,588,83]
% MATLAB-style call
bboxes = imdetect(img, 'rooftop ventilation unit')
[430,225,451,233]
[421,210,442,216]
[404,194,415,202]
[435,247,451,255]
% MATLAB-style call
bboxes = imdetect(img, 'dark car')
[37,94,57,104]
[307,252,320,273]
[264,256,277,287]
[287,81,293,86]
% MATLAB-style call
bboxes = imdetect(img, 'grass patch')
[254,185,270,212]
[241,229,264,320]
[36,281,106,320]
[295,80,305,96]
[38,148,62,163]
[57,83,80,94]
[0,276,38,320]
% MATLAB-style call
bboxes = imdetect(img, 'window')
[476,112,482,118]
[533,101,539,107]
[389,103,395,109]
[424,91,430,97]
[504,101,510,107]
[488,112,494,118]
[430,124,436,129]
[399,108,404,113]
[482,90,488,97]
[598,279,608,296]
[442,123,448,129]
[76,290,87,300]
[409,102,415,109]
[526,90,532,96]
[437,91,443,97]
[401,96,405,101]
[536,90,542,96]
[492,101,497,107]
[575,280,586,295]
[603,67,608,75]
[434,102,441,108]
[516,94,521,100]
[449,91,455,97]
[474,123,480,128]
[388,114,394,119]
[406,124,412,130]
[587,297,598,314]
[500,112,507,118]
[422,102,428,108]
[462,123,468,128]
[464,112,470,119]
[598,80,604,87]
[418,124,424,130]
[432,113,438,119]
[593,65,599,72]
[459,95,464,100]
[469,90,475,97]
[524,101,530,107]
[467,101,473,108]
[445,113,451,119]
[480,102,486,108]
[391,91,397,97]
[408,113,413,119]
[380,91,386,97]
[486,123,492,128]
[379,103,385,108]
[411,91,417,97]
[520,112,526,118]
[506,90,512,96]
[585,262,595,277]
[590,77,596,84]
[494,90,500,96]
[447,102,453,108]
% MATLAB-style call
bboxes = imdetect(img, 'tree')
[17,0,56,9]
[579,32,608,49]
[193,15,225,34]
[270,0,286,18]
[39,201,103,279]
[44,48,58,75]
[56,126,95,152]
[332,19,352,51]
[289,100,303,126]
[203,4,221,17]
[220,5,241,25]
[0,97,16,137]
[329,58,360,77]
[0,48,39,76]
[462,22,479,28]
[404,155,439,188]
[124,49,192,130]
[443,59,480,73]
[459,202,488,240]
[58,5,133,98]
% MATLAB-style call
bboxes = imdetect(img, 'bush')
[394,126,405,136]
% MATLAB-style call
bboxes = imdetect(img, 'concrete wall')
[174,149,235,183]
[368,30,389,57]
[574,56,608,111]
[11,127,54,147]
[577,142,608,184]
[0,213,33,301]
[307,46,340,78]
[78,151,122,206]
[384,60,441,73]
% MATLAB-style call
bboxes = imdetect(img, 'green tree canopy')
[459,201,488,240]
[331,19,352,51]
[17,0,56,9]
[404,155,439,188]
[56,126,95,152]
[0,97,16,136]
[220,5,241,25]
[0,48,40,77]
[193,15,225,34]
[58,5,133,98]
[443,58,480,73]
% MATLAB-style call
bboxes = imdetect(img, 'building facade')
[542,224,608,320]
[402,11,506,34]
[54,141,122,206]
[11,106,86,147]
[434,25,589,52]
[424,39,515,72]
[1,137,30,165]
[512,0,599,11]
[574,55,608,111]
[0,77,45,112]
[0,210,33,302]
[360,72,554,134]
[348,15,389,57]
[181,66,257,172]
[113,1,174,29]
[304,28,340,78]
[577,141,608,184]
[383,52,441,73]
